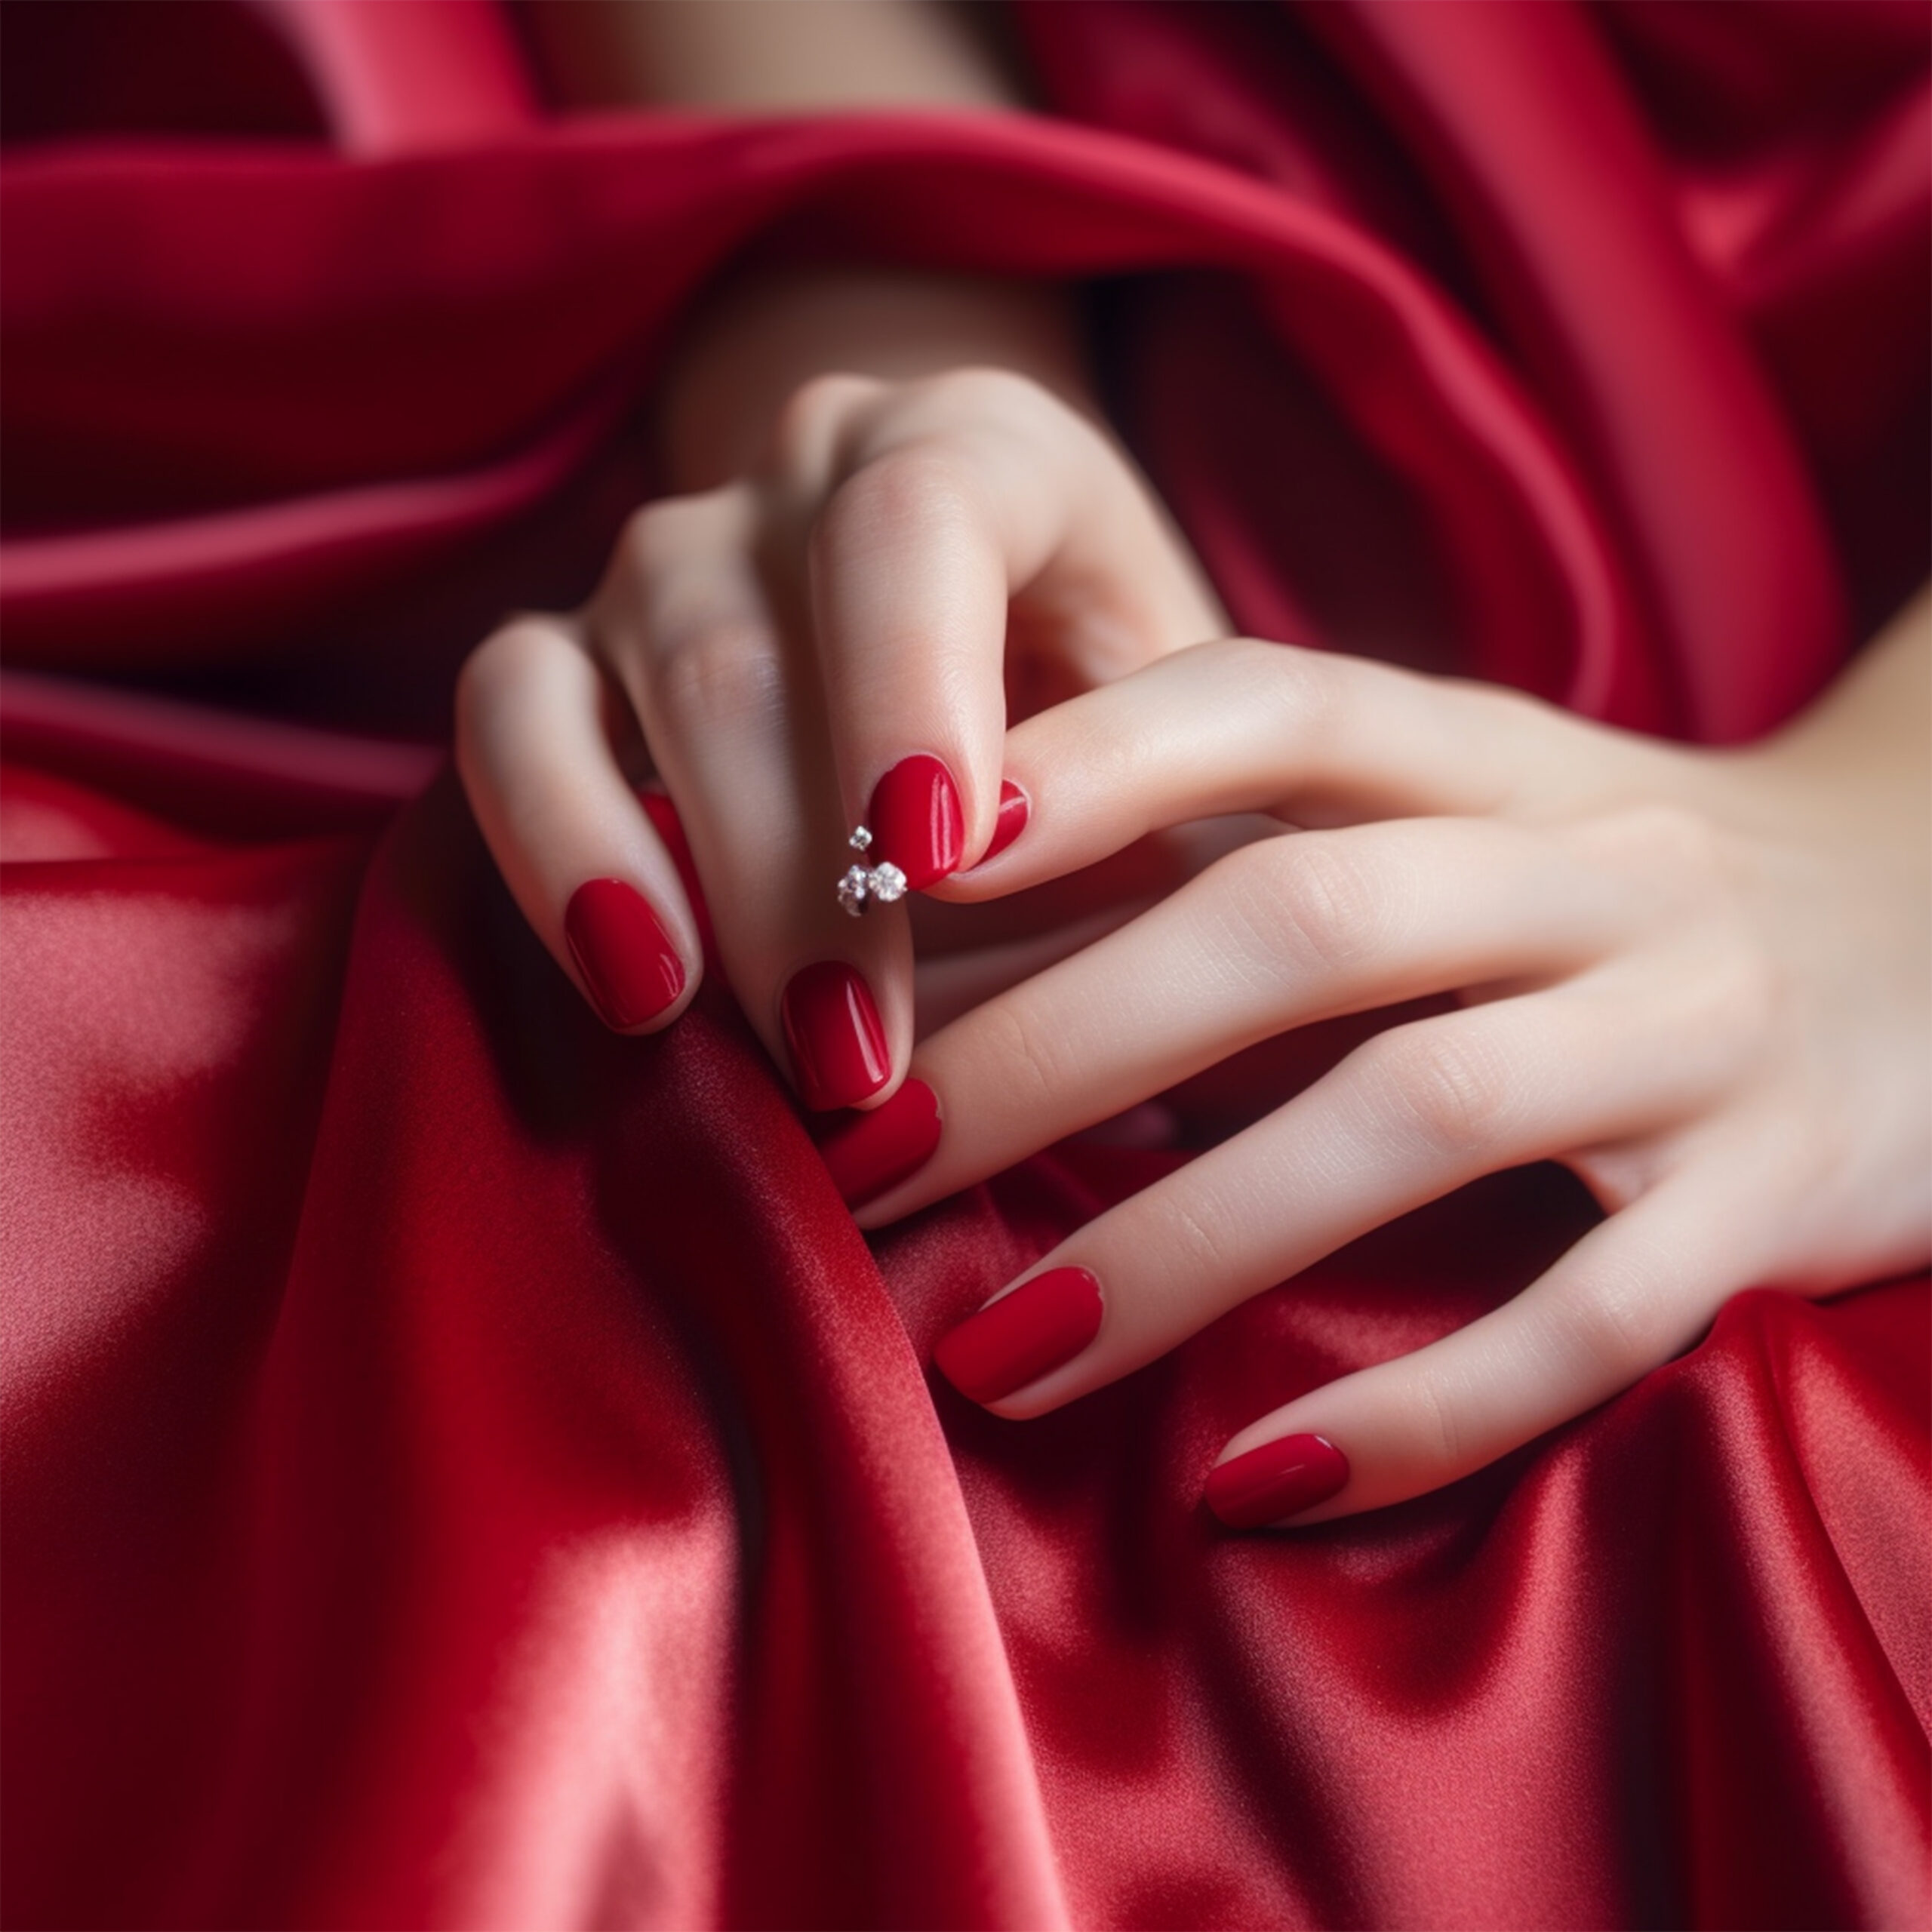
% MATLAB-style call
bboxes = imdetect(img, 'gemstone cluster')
[836,826,908,916]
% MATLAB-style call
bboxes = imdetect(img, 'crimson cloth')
[2,3,1927,1926]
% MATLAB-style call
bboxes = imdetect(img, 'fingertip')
[972,777,1031,869]
[866,752,966,892]
[780,958,892,1111]
[817,1075,942,1209]
[932,1265,1103,1407]
[637,787,718,968]
[601,943,703,1035]
[564,878,696,1032]
[1202,1433,1350,1531]
[920,778,1033,903]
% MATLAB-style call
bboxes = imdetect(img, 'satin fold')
[2,3,1926,1926]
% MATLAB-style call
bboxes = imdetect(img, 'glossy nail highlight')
[781,960,890,1111]
[868,754,964,891]
[934,1266,1102,1404]
[564,878,686,1029]
[1204,1434,1349,1530]
[817,1078,942,1210]
[977,778,1030,866]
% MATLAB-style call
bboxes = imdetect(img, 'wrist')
[1734,588,1930,841]
[657,265,1093,492]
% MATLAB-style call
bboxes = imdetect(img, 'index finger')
[790,370,1222,894]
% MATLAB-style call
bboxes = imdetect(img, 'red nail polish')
[781,960,890,1111]
[868,754,964,891]
[1203,1435,1349,1530]
[934,1266,1102,1404]
[817,1078,941,1209]
[977,779,1029,865]
[564,878,685,1029]
[638,788,715,964]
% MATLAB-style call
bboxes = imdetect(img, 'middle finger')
[852,816,1629,1220]
[598,486,912,1110]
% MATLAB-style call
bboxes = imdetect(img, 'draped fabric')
[3,2,1927,1925]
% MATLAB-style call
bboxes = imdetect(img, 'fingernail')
[781,960,891,1111]
[638,788,715,964]
[934,1266,1102,1404]
[817,1077,941,1209]
[1203,1435,1349,1530]
[564,878,686,1029]
[974,778,1029,866]
[868,753,964,891]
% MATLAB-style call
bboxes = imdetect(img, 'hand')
[850,608,1932,1527]
[454,365,1224,1109]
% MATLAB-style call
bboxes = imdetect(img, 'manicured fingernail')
[974,778,1029,866]
[934,1265,1102,1404]
[638,788,715,962]
[1204,1435,1349,1530]
[781,960,890,1111]
[564,878,686,1029]
[868,753,964,891]
[817,1077,941,1209]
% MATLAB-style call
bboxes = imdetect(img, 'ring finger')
[928,965,1735,1417]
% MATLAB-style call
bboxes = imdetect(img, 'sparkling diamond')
[836,865,870,917]
[848,826,874,853]
[867,861,907,905]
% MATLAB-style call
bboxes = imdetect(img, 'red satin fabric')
[3,4,1927,1927]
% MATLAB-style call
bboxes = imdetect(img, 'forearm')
[526,0,1085,489]
[525,0,1026,114]
[656,267,1091,491]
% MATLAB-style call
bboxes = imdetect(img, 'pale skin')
[457,2,1932,1524]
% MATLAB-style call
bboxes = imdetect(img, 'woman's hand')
[851,601,1932,1527]
[471,3,1226,1106]
[454,365,1223,1109]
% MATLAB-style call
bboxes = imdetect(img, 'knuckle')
[1259,641,1376,779]
[614,501,660,577]
[1213,833,1386,980]
[1153,1189,1238,1284]
[1220,635,1335,733]
[1272,835,1387,972]
[1413,1371,1467,1472]
[769,371,881,475]
[923,365,1059,430]
[1583,801,1731,888]
[1552,1266,1664,1384]
[1566,1144,1658,1216]
[605,492,737,608]
[455,617,558,724]
[644,614,785,732]
[1684,936,1782,1061]
[817,443,980,562]
[1365,1023,1519,1156]
[613,498,684,580]
[1449,675,1564,743]
[974,994,1069,1117]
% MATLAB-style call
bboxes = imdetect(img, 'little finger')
[1203,1158,1772,1527]
[929,978,1731,1416]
